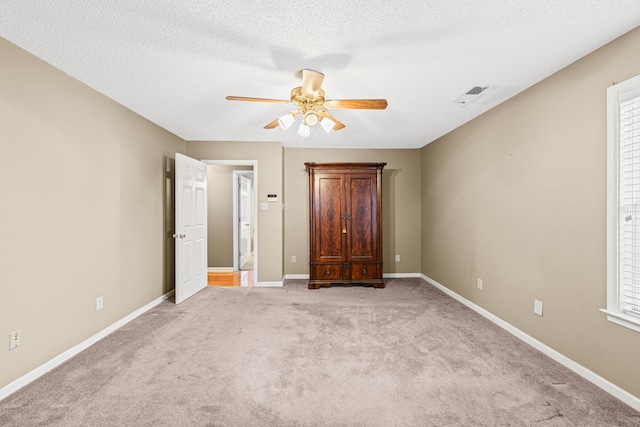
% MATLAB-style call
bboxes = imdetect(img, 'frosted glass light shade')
[298,123,311,137]
[320,117,335,133]
[278,113,295,130]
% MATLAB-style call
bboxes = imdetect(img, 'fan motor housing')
[291,87,325,111]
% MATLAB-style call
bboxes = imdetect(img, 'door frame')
[233,170,254,271]
[203,160,258,281]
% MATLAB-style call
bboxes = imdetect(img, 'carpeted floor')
[1,278,639,426]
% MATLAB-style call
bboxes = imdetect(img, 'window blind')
[619,94,640,317]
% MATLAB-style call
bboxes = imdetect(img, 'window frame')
[604,73,640,333]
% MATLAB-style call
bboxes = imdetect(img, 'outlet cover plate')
[534,299,543,316]
[9,330,21,350]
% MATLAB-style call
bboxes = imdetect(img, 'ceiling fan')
[225,69,387,136]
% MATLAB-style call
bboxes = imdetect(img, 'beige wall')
[284,148,422,275]
[206,165,252,268]
[0,38,186,389]
[186,141,283,283]
[421,27,640,398]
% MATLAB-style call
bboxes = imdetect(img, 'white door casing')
[175,153,208,304]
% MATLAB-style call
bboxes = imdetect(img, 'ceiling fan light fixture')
[226,70,387,133]
[303,111,319,127]
[298,123,312,138]
[278,113,296,130]
[320,117,335,133]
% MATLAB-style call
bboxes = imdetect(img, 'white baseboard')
[208,267,234,272]
[284,274,309,280]
[383,272,422,278]
[421,274,640,412]
[0,290,175,402]
[255,281,283,287]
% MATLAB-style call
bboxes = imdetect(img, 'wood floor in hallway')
[207,270,253,287]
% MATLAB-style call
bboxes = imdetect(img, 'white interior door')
[175,153,208,304]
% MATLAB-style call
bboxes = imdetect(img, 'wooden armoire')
[305,162,386,289]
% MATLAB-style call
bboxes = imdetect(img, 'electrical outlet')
[291,256,296,263]
[96,296,104,311]
[9,330,21,350]
[477,278,483,290]
[534,300,543,316]
[395,255,400,262]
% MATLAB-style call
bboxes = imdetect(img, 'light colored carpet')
[1,278,638,426]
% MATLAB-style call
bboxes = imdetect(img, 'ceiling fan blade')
[301,69,325,98]
[264,118,280,129]
[318,111,346,131]
[225,96,289,104]
[324,99,388,110]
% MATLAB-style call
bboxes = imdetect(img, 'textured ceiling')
[1,1,640,149]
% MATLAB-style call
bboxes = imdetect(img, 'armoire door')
[312,173,346,273]
[346,173,378,262]
[346,173,380,281]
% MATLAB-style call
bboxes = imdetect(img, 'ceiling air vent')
[453,86,489,106]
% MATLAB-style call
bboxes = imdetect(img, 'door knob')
[173,233,186,239]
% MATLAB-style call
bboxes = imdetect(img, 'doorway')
[204,160,257,287]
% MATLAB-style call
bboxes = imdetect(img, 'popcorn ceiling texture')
[1,1,639,148]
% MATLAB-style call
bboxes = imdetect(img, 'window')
[605,74,640,333]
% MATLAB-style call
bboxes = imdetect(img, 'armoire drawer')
[314,264,342,280]
[350,263,379,280]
